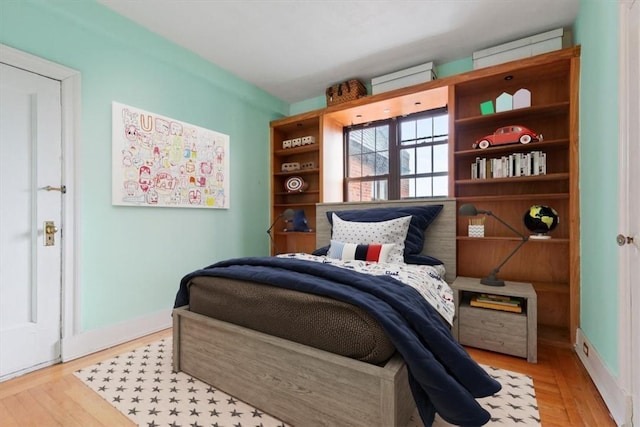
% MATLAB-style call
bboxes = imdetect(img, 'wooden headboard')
[315,199,456,283]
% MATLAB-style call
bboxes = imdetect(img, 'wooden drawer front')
[458,306,527,357]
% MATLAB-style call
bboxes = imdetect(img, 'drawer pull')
[481,320,504,328]
[481,338,504,346]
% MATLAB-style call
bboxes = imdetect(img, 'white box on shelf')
[371,62,436,94]
[468,225,485,238]
[473,28,571,69]
[301,136,316,145]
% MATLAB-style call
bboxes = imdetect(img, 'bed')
[172,198,500,426]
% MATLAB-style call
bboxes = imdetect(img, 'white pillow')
[327,240,396,263]
[330,213,411,264]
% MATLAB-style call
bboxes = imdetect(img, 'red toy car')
[473,125,542,149]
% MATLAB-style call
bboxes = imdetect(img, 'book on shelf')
[471,150,547,180]
[475,293,523,306]
[469,295,523,313]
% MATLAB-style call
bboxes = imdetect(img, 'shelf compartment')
[273,168,320,176]
[273,203,318,208]
[456,183,569,198]
[457,239,569,284]
[455,172,569,185]
[454,111,570,152]
[456,196,569,239]
[272,231,317,255]
[456,192,569,203]
[457,236,569,244]
[454,138,569,158]
[275,190,320,196]
[455,102,570,127]
[274,144,319,157]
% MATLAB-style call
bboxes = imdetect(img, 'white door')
[627,0,640,420]
[619,0,640,423]
[0,63,63,379]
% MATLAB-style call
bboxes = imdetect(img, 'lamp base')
[529,234,551,240]
[480,276,506,287]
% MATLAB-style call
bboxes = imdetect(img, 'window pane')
[346,181,362,201]
[417,118,433,139]
[375,150,389,175]
[401,121,415,143]
[348,154,362,177]
[433,114,448,136]
[433,176,448,196]
[347,180,388,201]
[372,180,388,200]
[416,146,432,174]
[433,144,448,172]
[362,152,376,176]
[348,129,362,154]
[362,128,375,153]
[415,177,432,197]
[376,126,389,151]
[400,148,414,175]
[400,178,414,198]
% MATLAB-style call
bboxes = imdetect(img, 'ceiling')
[97,0,579,104]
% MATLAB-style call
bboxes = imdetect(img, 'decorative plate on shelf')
[284,176,307,192]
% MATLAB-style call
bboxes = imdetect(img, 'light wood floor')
[0,328,615,426]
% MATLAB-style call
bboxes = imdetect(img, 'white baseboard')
[61,308,172,362]
[575,328,633,426]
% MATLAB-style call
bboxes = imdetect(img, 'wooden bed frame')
[173,198,456,426]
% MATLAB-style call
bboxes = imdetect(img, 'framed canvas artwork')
[112,102,230,209]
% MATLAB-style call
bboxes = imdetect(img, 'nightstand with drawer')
[451,276,537,363]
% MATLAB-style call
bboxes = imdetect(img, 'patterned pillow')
[327,240,396,263]
[330,213,411,264]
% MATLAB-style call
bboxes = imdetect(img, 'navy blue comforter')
[174,256,501,426]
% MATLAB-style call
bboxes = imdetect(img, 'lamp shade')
[459,203,480,216]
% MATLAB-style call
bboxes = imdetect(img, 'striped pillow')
[327,240,395,263]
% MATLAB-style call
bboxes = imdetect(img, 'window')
[344,108,448,201]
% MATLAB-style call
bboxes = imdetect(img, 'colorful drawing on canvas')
[112,102,230,209]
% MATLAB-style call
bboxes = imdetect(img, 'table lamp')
[459,203,529,287]
[267,209,295,248]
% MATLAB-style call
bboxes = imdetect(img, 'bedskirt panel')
[173,306,415,427]
[187,276,396,364]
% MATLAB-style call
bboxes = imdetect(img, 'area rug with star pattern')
[74,338,540,427]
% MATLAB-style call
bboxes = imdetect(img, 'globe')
[523,205,559,239]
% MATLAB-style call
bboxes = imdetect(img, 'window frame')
[343,107,448,201]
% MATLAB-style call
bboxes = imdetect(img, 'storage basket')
[325,79,367,106]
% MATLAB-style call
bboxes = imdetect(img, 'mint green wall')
[436,57,474,79]
[574,0,620,374]
[0,0,287,331]
[290,95,326,116]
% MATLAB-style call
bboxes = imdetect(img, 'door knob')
[44,221,58,246]
[617,234,635,246]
